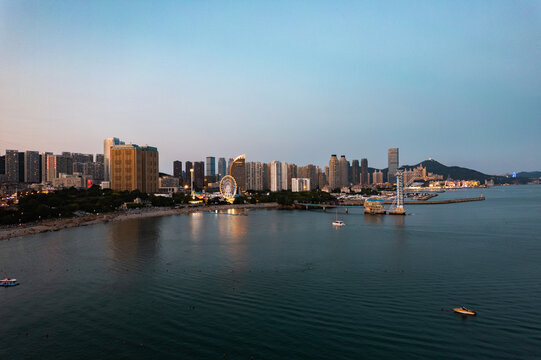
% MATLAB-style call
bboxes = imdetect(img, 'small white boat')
[0,278,19,287]
[332,209,345,226]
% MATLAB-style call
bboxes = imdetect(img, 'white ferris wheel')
[219,175,237,200]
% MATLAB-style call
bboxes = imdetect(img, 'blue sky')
[1,0,540,174]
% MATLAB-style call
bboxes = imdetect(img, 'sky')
[1,0,540,174]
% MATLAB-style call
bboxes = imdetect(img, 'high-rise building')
[185,161,193,187]
[246,162,264,191]
[5,150,19,182]
[388,148,399,184]
[373,170,384,184]
[205,157,215,176]
[41,152,52,183]
[360,158,369,185]
[227,158,234,175]
[24,151,40,183]
[229,154,246,193]
[0,155,5,176]
[173,161,183,178]
[328,155,339,190]
[352,160,360,184]
[281,162,289,191]
[287,164,297,190]
[110,144,159,193]
[18,152,25,182]
[95,154,105,163]
[318,168,327,189]
[339,155,349,188]
[104,137,125,182]
[194,161,204,190]
[217,157,226,179]
[262,163,269,190]
[269,161,282,192]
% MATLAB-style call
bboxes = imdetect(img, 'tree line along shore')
[0,186,337,233]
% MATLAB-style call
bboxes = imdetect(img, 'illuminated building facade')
[110,144,159,193]
[104,137,125,182]
[229,154,246,193]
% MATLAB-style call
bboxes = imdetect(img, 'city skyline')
[1,1,540,174]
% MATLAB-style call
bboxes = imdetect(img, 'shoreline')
[0,202,279,241]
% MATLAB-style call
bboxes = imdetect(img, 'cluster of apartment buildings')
[0,137,159,194]
[1,139,408,195]
[167,148,402,194]
[0,150,105,189]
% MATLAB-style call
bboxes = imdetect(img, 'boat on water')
[453,307,476,316]
[332,209,345,226]
[0,278,19,287]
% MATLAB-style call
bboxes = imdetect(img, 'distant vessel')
[332,209,345,226]
[453,307,476,316]
[0,278,19,287]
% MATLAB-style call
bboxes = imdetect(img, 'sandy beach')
[0,202,279,241]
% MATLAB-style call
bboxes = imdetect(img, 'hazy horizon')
[1,1,540,174]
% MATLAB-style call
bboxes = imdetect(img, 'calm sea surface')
[1,186,541,359]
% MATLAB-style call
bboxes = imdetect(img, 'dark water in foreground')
[1,186,541,359]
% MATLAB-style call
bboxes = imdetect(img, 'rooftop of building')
[111,144,158,152]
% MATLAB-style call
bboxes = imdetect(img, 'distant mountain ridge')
[517,171,541,179]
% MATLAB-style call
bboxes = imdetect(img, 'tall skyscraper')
[360,158,369,185]
[185,161,193,187]
[328,155,339,190]
[205,157,215,176]
[194,161,204,189]
[246,162,264,191]
[110,144,159,193]
[339,155,349,188]
[227,158,234,175]
[217,157,226,178]
[351,160,360,184]
[280,162,289,191]
[173,161,183,178]
[288,163,297,190]
[104,137,125,182]
[18,152,25,182]
[5,150,19,182]
[318,167,327,189]
[229,154,246,193]
[24,151,40,183]
[41,152,52,183]
[388,148,399,184]
[262,163,269,190]
[270,161,282,192]
[0,155,5,176]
